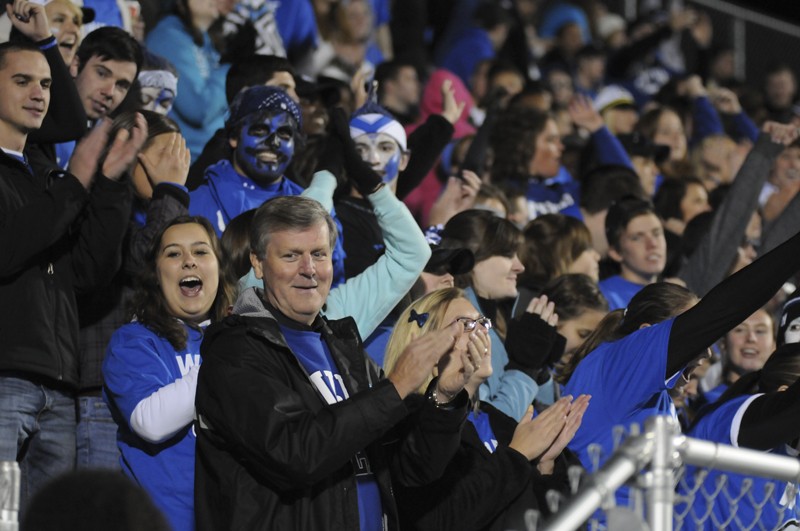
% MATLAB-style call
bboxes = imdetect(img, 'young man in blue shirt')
[599,196,667,310]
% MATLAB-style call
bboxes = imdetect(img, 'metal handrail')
[541,416,800,531]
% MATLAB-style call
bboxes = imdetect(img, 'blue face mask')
[233,111,296,184]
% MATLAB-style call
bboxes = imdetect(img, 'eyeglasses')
[455,316,492,332]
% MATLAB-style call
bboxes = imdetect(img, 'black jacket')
[195,291,468,531]
[77,184,190,390]
[0,152,132,387]
[395,402,580,531]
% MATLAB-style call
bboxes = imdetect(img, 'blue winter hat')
[226,86,302,131]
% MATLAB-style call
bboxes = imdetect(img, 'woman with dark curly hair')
[489,100,632,223]
[103,215,237,531]
[490,107,574,220]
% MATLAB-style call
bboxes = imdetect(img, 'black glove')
[314,125,345,179]
[505,312,562,378]
[219,21,257,65]
[329,107,384,196]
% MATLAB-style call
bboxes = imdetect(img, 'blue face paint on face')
[155,89,175,114]
[233,111,296,184]
[382,150,402,183]
[140,87,175,115]
[353,132,404,184]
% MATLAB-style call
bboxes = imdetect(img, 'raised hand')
[439,327,492,401]
[678,74,708,99]
[69,119,112,189]
[138,132,191,187]
[69,114,148,187]
[6,0,52,42]
[526,294,558,327]
[669,8,698,33]
[428,170,481,226]
[388,322,460,399]
[101,112,148,181]
[568,94,604,133]
[762,121,800,146]
[709,87,742,114]
[537,394,591,474]
[508,399,570,461]
[440,78,466,125]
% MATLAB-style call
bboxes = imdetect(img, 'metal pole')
[679,437,800,483]
[542,433,653,531]
[733,18,746,82]
[646,416,677,531]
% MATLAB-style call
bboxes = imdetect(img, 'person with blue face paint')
[189,85,348,285]
[137,51,179,116]
[337,102,411,282]
[349,112,410,192]
[231,110,297,185]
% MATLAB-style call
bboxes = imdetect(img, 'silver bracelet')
[430,386,454,407]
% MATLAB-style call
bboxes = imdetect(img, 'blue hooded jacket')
[190,160,346,285]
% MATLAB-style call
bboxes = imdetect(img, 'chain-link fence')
[535,416,800,531]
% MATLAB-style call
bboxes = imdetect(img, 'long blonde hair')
[384,288,465,394]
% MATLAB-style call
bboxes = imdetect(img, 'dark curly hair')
[489,107,550,185]
[653,176,706,223]
[129,216,238,350]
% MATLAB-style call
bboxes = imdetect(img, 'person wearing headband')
[349,104,410,192]
[138,51,179,115]
[331,99,412,280]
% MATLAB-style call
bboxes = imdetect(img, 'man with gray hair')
[194,195,475,531]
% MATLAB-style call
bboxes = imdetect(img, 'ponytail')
[556,309,625,384]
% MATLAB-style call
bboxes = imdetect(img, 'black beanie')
[777,288,800,347]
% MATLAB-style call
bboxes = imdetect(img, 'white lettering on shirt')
[309,370,350,404]
[176,353,201,376]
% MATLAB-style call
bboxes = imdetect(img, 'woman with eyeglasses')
[441,210,565,420]
[384,288,589,531]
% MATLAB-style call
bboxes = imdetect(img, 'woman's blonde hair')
[384,288,466,394]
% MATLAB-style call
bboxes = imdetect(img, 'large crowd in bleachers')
[2,0,800,529]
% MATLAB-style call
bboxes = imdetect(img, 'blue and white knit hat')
[226,86,302,130]
[349,97,407,151]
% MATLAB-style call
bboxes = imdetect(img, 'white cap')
[597,13,626,40]
[594,85,636,113]
[349,113,407,151]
